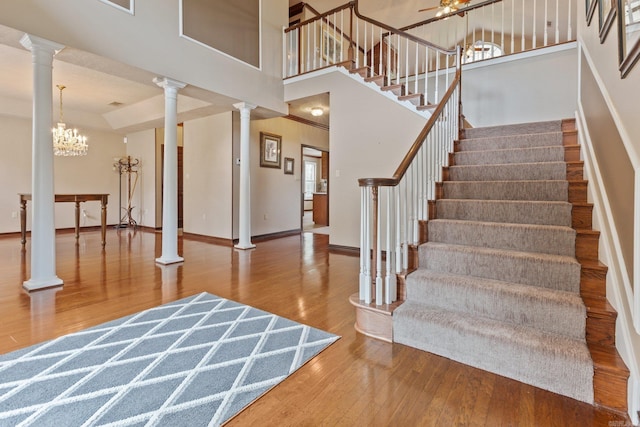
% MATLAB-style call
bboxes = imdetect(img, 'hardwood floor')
[0,229,631,426]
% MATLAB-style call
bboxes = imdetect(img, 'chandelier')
[419,0,472,16]
[52,84,88,156]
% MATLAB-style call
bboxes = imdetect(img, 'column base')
[23,276,64,292]
[234,243,256,250]
[155,255,184,265]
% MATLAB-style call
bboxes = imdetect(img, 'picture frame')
[587,0,598,25]
[260,132,281,168]
[321,26,342,63]
[618,0,640,78]
[284,157,295,175]
[99,0,134,14]
[599,0,617,43]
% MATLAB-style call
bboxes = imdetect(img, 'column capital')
[233,102,257,111]
[153,77,187,91]
[19,34,64,54]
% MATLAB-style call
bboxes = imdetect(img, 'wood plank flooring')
[0,229,631,426]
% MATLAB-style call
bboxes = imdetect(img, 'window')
[304,161,317,200]
[464,41,503,63]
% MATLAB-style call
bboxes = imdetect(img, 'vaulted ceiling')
[0,1,442,134]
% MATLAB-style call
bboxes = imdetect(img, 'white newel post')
[233,102,257,250]
[154,77,186,265]
[20,34,64,291]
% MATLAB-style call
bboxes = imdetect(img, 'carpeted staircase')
[393,119,629,409]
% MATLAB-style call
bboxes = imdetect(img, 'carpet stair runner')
[393,119,629,412]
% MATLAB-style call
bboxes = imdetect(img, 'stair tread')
[408,269,583,303]
[422,241,580,265]
[397,301,589,346]
[429,218,574,232]
[588,342,631,375]
[582,294,618,317]
[428,218,576,256]
[455,145,565,155]
[449,161,567,168]
[394,302,593,402]
[460,130,563,142]
[579,259,608,270]
[436,199,573,227]
[398,93,422,99]
[439,198,572,206]
[462,120,563,139]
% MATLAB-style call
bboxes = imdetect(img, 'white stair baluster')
[533,0,537,49]
[555,0,559,44]
[544,0,548,46]
[567,0,572,41]
[375,187,383,305]
[521,0,525,52]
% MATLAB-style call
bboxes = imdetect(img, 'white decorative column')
[154,77,186,265]
[233,102,256,250]
[20,34,64,291]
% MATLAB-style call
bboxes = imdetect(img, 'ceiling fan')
[419,0,472,16]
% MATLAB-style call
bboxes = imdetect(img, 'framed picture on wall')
[618,0,640,77]
[599,0,617,42]
[587,0,598,25]
[99,0,134,14]
[284,157,295,175]
[260,132,281,168]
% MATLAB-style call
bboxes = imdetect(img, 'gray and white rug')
[0,292,339,426]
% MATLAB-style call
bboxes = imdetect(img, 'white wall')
[285,69,428,248]
[461,44,578,127]
[124,128,156,228]
[0,115,124,233]
[0,0,288,115]
[183,112,233,239]
[249,117,329,236]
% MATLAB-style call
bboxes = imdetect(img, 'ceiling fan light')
[311,107,323,117]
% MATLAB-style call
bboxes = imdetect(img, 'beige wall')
[285,69,428,248]
[580,53,635,280]
[248,117,329,237]
[0,115,124,233]
[577,2,640,165]
[124,128,156,228]
[183,113,234,239]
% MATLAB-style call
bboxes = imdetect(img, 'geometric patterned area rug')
[0,292,339,426]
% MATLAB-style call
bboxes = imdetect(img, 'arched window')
[464,41,504,63]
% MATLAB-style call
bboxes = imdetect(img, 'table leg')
[20,199,26,246]
[101,200,107,247]
[75,201,80,242]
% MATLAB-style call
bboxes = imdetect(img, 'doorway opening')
[301,145,329,234]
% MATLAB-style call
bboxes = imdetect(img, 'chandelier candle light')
[52,84,88,156]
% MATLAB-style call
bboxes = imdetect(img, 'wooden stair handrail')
[352,0,455,56]
[358,68,462,189]
[285,1,456,56]
[285,2,353,33]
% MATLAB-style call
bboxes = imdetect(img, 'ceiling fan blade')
[418,6,439,12]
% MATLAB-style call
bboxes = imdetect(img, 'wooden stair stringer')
[568,133,630,414]
[343,64,430,114]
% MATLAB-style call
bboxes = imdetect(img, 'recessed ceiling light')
[311,107,323,116]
